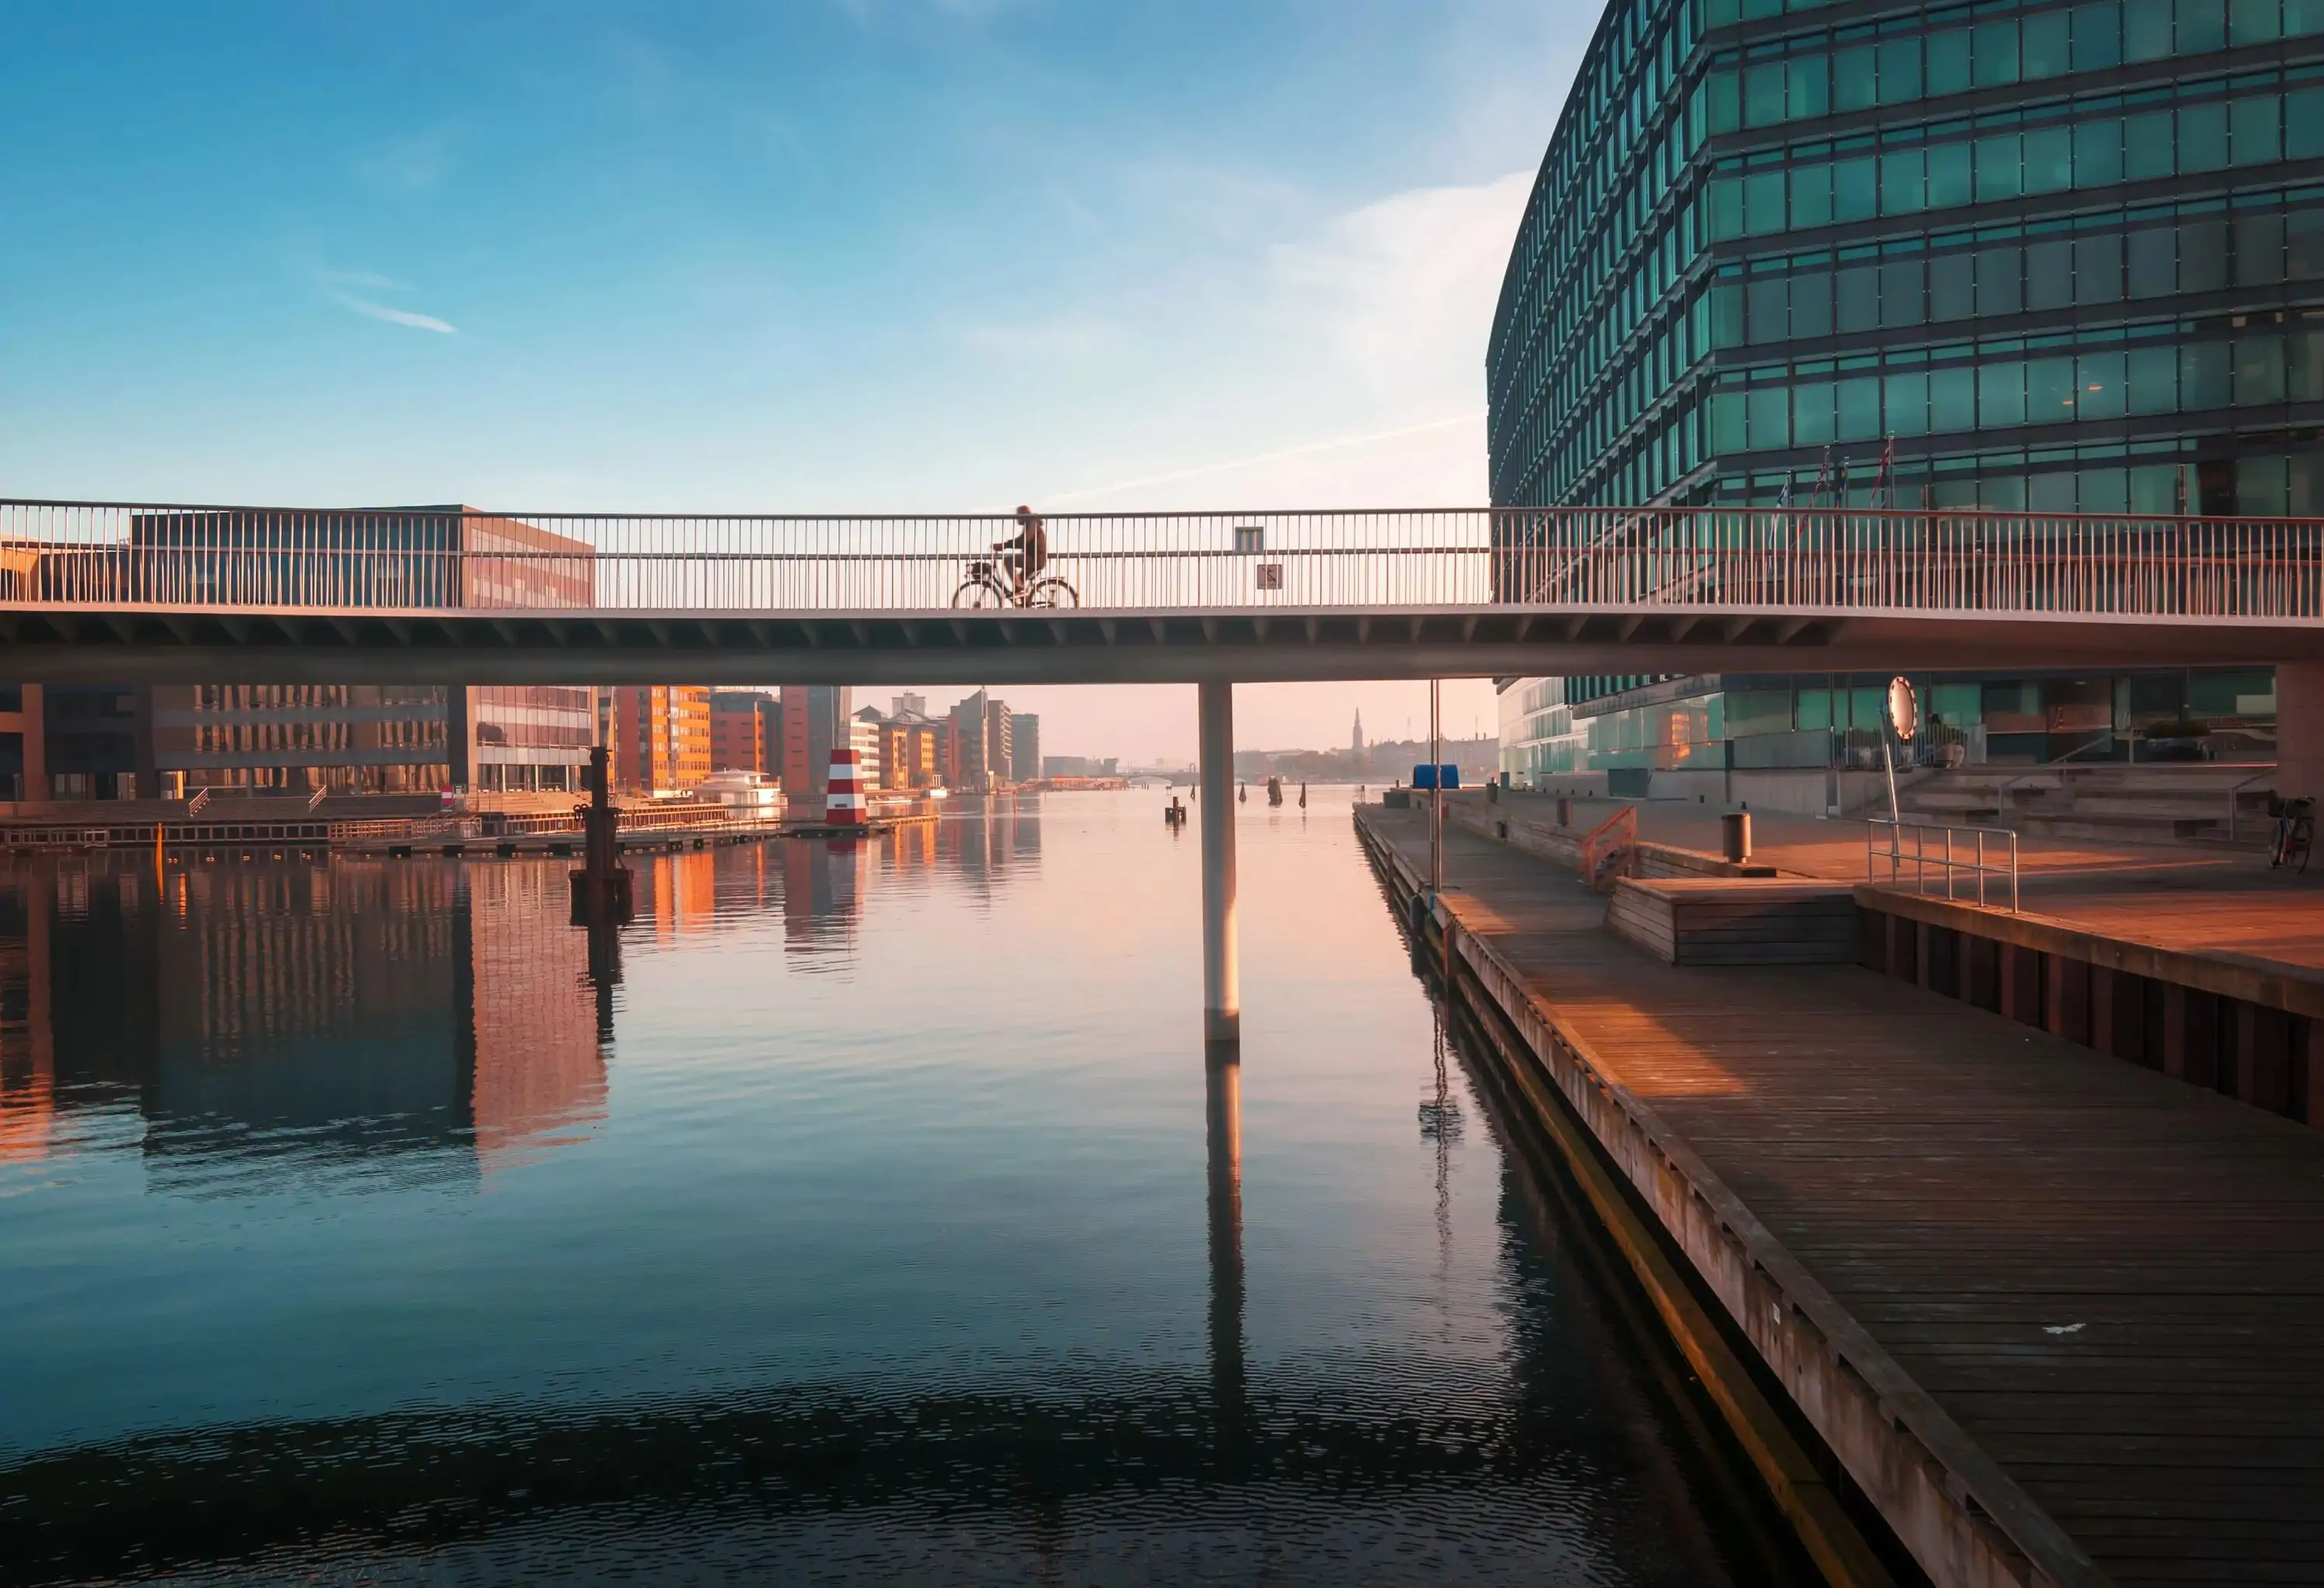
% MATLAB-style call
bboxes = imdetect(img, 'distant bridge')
[2,499,2320,684]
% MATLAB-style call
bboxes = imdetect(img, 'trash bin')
[1721,810,1752,864]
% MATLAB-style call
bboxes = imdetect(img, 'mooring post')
[570,742,634,924]
[1198,680,1239,1050]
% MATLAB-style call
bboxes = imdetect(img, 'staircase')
[1896,763,2276,849]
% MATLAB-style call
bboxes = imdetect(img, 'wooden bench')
[1607,876,1860,966]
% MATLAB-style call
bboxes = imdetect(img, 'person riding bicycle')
[992,505,1049,598]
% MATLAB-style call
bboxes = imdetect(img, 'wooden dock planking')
[1363,807,2324,1588]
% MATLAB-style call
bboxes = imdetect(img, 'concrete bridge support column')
[2278,663,2324,802]
[1199,681,1239,1050]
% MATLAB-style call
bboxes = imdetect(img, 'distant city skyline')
[737,680,1495,768]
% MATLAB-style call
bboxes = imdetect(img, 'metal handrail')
[2226,767,2278,844]
[1,500,2320,619]
[1865,816,2020,912]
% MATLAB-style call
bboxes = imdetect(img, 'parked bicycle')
[2271,794,2314,873]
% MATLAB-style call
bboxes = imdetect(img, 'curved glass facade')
[1490,0,2322,783]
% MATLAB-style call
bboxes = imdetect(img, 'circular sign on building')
[1887,676,1918,742]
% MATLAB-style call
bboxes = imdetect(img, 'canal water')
[0,790,1811,1586]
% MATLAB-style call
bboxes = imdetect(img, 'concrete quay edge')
[1356,809,2109,1588]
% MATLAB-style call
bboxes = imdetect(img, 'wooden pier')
[1357,805,2324,1588]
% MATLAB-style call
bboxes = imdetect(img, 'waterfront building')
[779,686,854,811]
[946,690,1014,792]
[1011,713,1041,784]
[878,698,944,790]
[1043,754,1119,778]
[850,711,883,791]
[710,691,782,777]
[609,686,711,796]
[1490,0,2324,802]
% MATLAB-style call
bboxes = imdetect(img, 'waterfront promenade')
[1513,791,2324,971]
[1359,804,2324,1588]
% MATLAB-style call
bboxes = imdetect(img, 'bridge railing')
[1,500,2319,617]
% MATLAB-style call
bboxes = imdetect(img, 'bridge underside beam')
[2,607,2319,685]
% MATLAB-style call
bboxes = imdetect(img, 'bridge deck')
[1360,806,2324,1587]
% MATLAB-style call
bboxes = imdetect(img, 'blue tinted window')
[2127,345,2179,412]
[1976,134,2022,200]
[2074,119,2123,188]
[1931,366,1977,430]
[1886,370,1930,435]
[2078,351,2128,419]
[2072,2,2124,67]
[1881,149,1926,213]
[1838,376,1882,438]
[2023,10,2071,76]
[1980,361,2027,424]
[1926,29,1972,95]
[1793,382,1837,444]
[2025,127,2073,193]
[1791,163,1834,226]
[1974,20,2020,85]
[2230,95,2281,165]
[1834,156,1879,220]
[1928,141,1973,208]
[2179,102,2229,172]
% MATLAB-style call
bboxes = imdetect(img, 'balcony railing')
[1,500,2318,619]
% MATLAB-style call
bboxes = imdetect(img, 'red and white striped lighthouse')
[824,747,865,826]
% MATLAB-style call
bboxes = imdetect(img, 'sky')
[0,1,1593,762]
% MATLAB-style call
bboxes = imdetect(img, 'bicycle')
[2271,795,2313,873]
[951,555,1078,609]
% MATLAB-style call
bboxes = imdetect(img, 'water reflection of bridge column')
[1205,1046,1247,1468]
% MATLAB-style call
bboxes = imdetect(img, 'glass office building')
[1489,0,2324,792]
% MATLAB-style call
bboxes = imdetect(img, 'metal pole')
[1198,681,1239,1050]
[1431,678,1442,899]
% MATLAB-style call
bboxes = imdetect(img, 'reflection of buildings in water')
[942,795,1043,885]
[781,838,861,959]
[884,817,938,875]
[0,880,52,1160]
[644,851,719,944]
[0,857,603,1178]
[466,864,606,1167]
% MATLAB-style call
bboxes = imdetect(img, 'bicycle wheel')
[2302,822,2315,875]
[1024,576,1079,609]
[951,576,1007,610]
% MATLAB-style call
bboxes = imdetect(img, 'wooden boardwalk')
[1361,807,2324,1588]
[1546,792,2324,971]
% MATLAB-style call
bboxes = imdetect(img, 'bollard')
[1721,810,1752,864]
[1556,796,1573,828]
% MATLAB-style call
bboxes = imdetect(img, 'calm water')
[0,790,1810,1586]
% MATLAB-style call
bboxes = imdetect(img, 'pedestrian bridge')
[2,498,2319,683]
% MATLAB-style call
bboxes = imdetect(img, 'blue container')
[1410,764,1459,790]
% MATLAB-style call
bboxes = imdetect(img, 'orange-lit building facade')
[710,692,781,777]
[608,686,712,795]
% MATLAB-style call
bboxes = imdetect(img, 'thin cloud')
[332,294,457,335]
[1045,414,1483,505]
[318,267,407,291]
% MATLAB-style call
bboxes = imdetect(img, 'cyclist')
[992,505,1048,600]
